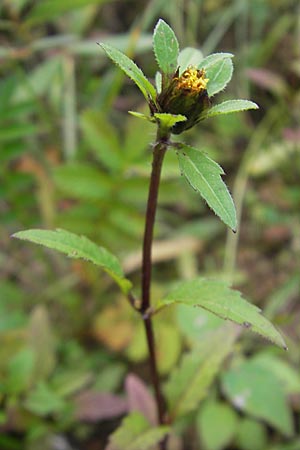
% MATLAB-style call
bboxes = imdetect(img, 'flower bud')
[157,67,210,134]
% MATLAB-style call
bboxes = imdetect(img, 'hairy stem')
[141,129,169,434]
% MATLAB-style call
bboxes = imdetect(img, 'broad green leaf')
[107,412,169,450]
[196,400,238,450]
[6,348,35,395]
[13,229,132,294]
[53,163,111,200]
[153,19,179,75]
[203,100,259,119]
[235,418,268,450]
[24,382,66,416]
[252,352,300,394]
[222,360,293,436]
[199,52,233,70]
[164,325,237,419]
[176,144,236,230]
[201,58,233,96]
[178,47,203,74]
[154,113,186,129]
[158,278,286,349]
[99,43,156,104]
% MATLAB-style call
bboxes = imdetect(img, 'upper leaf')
[199,52,234,70]
[153,19,179,76]
[107,412,169,450]
[157,278,287,349]
[99,43,157,104]
[13,229,132,294]
[176,144,237,231]
[178,47,203,74]
[199,56,233,96]
[202,99,259,119]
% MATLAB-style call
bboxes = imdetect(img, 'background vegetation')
[1,0,300,449]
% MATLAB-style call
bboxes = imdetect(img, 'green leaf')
[235,418,268,450]
[128,111,155,123]
[158,278,286,349]
[196,400,238,450]
[24,382,66,416]
[201,57,233,96]
[107,412,169,450]
[203,100,259,119]
[99,43,157,104]
[153,19,179,75]
[199,52,234,70]
[12,229,132,294]
[154,113,186,129]
[252,352,300,395]
[178,47,203,74]
[164,325,237,419]
[222,360,293,436]
[176,144,236,231]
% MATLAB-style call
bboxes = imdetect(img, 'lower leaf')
[157,278,286,349]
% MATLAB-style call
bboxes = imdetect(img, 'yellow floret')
[175,67,208,93]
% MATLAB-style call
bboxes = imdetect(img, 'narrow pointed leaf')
[128,111,155,123]
[176,144,236,230]
[154,113,186,129]
[157,278,286,349]
[153,19,179,75]
[99,43,156,103]
[203,99,259,119]
[200,57,233,96]
[107,412,169,450]
[13,229,132,294]
[164,325,237,419]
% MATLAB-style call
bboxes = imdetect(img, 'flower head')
[157,66,211,134]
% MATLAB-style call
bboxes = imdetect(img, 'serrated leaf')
[201,58,233,96]
[99,43,156,104]
[222,360,293,436]
[13,229,132,294]
[176,144,236,230]
[203,99,259,119]
[157,278,286,349]
[154,113,186,129]
[164,325,237,419]
[107,412,169,450]
[178,47,203,74]
[153,19,179,75]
